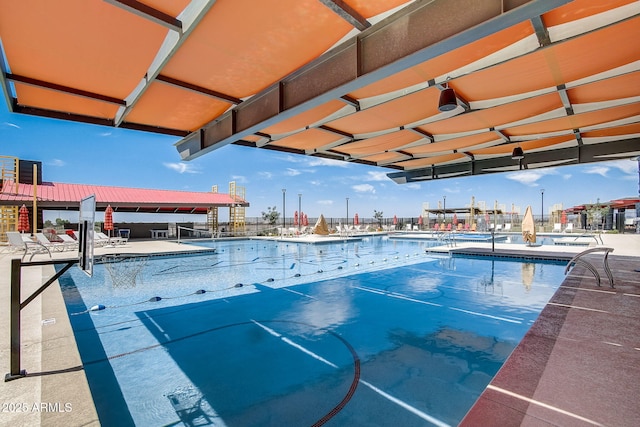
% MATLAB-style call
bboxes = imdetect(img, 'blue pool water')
[59,236,567,426]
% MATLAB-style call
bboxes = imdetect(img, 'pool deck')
[1,233,638,426]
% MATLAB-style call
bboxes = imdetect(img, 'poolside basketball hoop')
[103,255,147,289]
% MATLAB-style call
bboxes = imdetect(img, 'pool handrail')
[564,247,614,288]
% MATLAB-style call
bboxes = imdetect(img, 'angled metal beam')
[115,0,218,126]
[104,0,183,33]
[6,73,125,105]
[156,74,242,104]
[318,125,354,139]
[490,127,510,142]
[530,15,551,47]
[406,127,435,142]
[177,0,571,161]
[319,0,370,31]
[557,84,574,115]
[340,94,361,110]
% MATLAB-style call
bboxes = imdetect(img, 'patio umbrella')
[453,213,458,225]
[522,205,536,245]
[294,210,298,226]
[303,213,308,227]
[18,204,30,233]
[104,204,114,241]
[354,213,359,225]
[418,215,423,225]
[393,215,397,225]
[561,210,567,225]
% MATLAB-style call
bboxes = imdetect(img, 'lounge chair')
[564,223,574,233]
[553,223,562,233]
[6,231,51,260]
[457,223,463,231]
[35,232,66,252]
[470,223,477,232]
[58,233,80,250]
[464,223,470,232]
[504,223,512,231]
[95,231,125,246]
[494,224,502,231]
[446,223,452,231]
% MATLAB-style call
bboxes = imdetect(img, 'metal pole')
[540,188,545,230]
[6,258,25,381]
[443,196,446,224]
[346,197,349,225]
[282,189,286,236]
[298,193,302,233]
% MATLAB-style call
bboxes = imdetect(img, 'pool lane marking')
[281,288,317,299]
[353,285,522,324]
[486,385,604,426]
[251,320,339,367]
[142,312,171,340]
[251,320,449,427]
[447,307,521,324]
[359,380,450,427]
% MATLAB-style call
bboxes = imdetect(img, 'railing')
[436,231,456,247]
[564,247,614,288]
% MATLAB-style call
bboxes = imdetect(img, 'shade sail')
[1,0,639,183]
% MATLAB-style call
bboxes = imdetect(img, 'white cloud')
[99,131,112,137]
[365,171,391,181]
[231,175,247,183]
[406,183,421,190]
[306,157,350,167]
[352,183,376,193]
[258,171,273,179]
[584,166,609,177]
[505,168,559,186]
[608,159,638,175]
[163,162,201,174]
[317,200,334,205]
[563,174,572,180]
[444,187,460,194]
[309,180,322,186]
[285,168,301,176]
[3,122,20,129]
[48,159,65,167]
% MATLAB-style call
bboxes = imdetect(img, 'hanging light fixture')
[511,146,524,160]
[438,85,457,112]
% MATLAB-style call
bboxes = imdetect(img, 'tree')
[373,210,384,228]
[262,206,280,225]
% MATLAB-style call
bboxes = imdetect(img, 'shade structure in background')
[313,214,329,235]
[18,204,29,233]
[354,213,359,225]
[522,205,536,245]
[104,204,114,241]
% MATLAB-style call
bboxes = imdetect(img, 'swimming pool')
[59,236,567,426]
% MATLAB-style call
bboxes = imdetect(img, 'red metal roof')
[0,180,248,214]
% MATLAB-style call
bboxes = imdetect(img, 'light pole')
[540,188,545,230]
[346,197,349,225]
[282,189,286,236]
[443,195,446,224]
[298,193,302,233]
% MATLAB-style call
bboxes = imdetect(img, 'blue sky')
[1,100,638,222]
